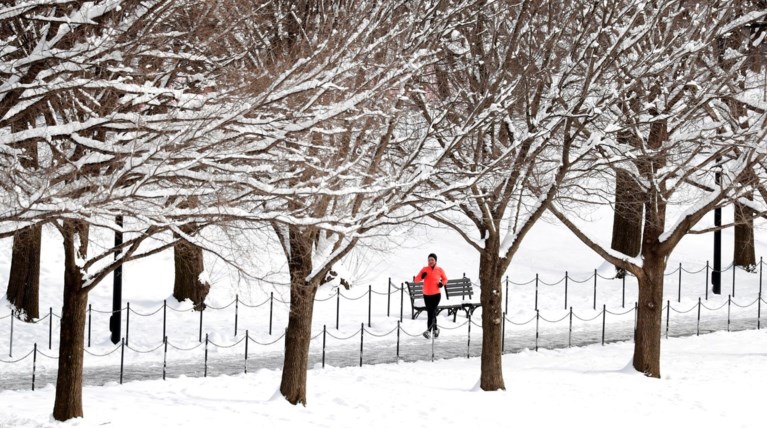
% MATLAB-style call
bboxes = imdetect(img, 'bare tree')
[550,1,767,378]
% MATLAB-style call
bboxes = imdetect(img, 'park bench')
[405,277,481,322]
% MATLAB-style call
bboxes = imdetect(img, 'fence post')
[245,330,249,374]
[634,302,638,341]
[234,294,239,337]
[48,307,52,350]
[322,325,326,369]
[622,274,626,308]
[336,288,340,330]
[759,257,763,297]
[697,298,701,336]
[126,302,130,347]
[204,334,209,378]
[593,269,598,310]
[535,309,540,352]
[505,276,509,314]
[163,336,168,380]
[758,293,762,330]
[705,261,709,300]
[198,306,203,343]
[163,300,167,342]
[269,292,273,335]
[467,314,471,359]
[32,343,37,391]
[400,284,404,322]
[396,321,401,361]
[601,304,606,346]
[678,263,682,303]
[728,295,731,332]
[568,306,573,348]
[665,300,670,339]
[120,338,125,385]
[9,310,13,357]
[360,323,364,367]
[732,266,736,298]
[564,272,568,310]
[387,278,391,317]
[535,274,539,311]
[368,285,372,328]
[501,312,506,353]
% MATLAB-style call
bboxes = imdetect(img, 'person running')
[413,253,448,339]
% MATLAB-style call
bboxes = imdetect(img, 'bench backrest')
[405,277,474,301]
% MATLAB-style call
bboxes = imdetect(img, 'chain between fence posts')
[728,295,731,332]
[564,272,568,310]
[234,294,239,337]
[387,278,391,317]
[120,338,125,385]
[535,310,540,352]
[322,325,326,369]
[697,298,701,336]
[198,308,203,343]
[568,306,573,348]
[204,334,209,378]
[163,336,167,380]
[665,301,670,339]
[269,292,273,335]
[601,304,606,345]
[32,343,37,391]
[336,289,340,330]
[87,305,91,348]
[9,309,13,357]
[705,261,710,300]
[360,323,364,367]
[368,285,372,328]
[396,321,401,361]
[245,330,249,374]
[535,274,539,311]
[163,300,167,342]
[678,263,682,303]
[126,302,130,346]
[48,307,52,350]
[594,270,598,310]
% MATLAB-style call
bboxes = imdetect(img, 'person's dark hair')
[428,253,437,262]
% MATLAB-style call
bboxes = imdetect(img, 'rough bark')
[172,236,210,311]
[733,200,756,271]
[52,220,89,421]
[611,169,643,270]
[633,253,665,378]
[279,229,318,405]
[6,224,42,321]
[478,236,506,391]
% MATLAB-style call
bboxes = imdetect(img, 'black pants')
[424,293,441,332]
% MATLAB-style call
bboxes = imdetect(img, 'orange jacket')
[414,265,448,296]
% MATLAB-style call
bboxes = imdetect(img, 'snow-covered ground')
[0,207,766,426]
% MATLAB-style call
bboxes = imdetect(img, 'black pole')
[359,323,364,367]
[204,334,208,377]
[758,293,762,330]
[697,298,701,336]
[677,263,682,303]
[712,179,722,294]
[163,336,167,380]
[9,310,13,358]
[245,330,249,374]
[126,302,130,347]
[368,285,372,328]
[396,321,400,361]
[48,307,52,350]
[198,307,203,343]
[110,215,124,344]
[336,288,340,330]
[732,265,736,298]
[634,302,638,341]
[727,294,731,332]
[467,314,471,359]
[234,294,239,337]
[87,304,91,348]
[322,325,326,368]
[387,278,391,317]
[32,343,37,391]
[665,300,670,339]
[501,312,506,353]
[269,292,273,335]
[120,338,125,384]
[622,275,625,308]
[535,274,539,311]
[400,284,404,322]
[564,271,568,310]
[163,300,167,342]
[505,276,509,314]
[593,269,597,310]
[568,306,573,348]
[535,310,540,352]
[601,304,606,346]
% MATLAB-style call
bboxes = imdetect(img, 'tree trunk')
[733,200,756,271]
[53,220,89,421]
[633,254,665,378]
[6,224,42,321]
[279,229,318,405]
[172,237,210,311]
[478,237,505,391]
[611,169,643,276]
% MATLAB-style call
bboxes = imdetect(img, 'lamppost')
[109,215,123,344]
[712,160,722,295]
